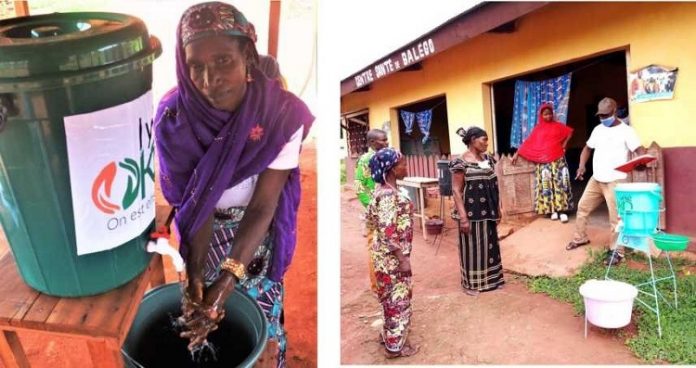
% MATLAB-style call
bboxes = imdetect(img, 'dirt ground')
[0,142,317,367]
[340,187,642,365]
[283,141,318,366]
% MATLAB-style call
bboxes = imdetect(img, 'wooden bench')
[0,252,165,368]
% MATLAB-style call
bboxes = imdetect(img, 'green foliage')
[528,250,696,364]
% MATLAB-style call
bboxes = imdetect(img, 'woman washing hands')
[154,2,314,366]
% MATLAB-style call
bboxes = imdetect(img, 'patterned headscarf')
[369,147,403,184]
[180,2,259,62]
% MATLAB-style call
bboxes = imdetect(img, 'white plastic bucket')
[579,279,638,328]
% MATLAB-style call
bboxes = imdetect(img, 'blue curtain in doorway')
[510,73,572,148]
[400,110,416,135]
[415,109,433,144]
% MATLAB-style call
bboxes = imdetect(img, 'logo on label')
[91,118,155,215]
[92,162,120,214]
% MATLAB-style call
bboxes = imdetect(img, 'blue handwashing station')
[604,182,689,337]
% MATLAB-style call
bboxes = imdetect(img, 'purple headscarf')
[155,2,314,281]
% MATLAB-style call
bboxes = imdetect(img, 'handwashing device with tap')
[147,225,185,273]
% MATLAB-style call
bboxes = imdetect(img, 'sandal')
[385,344,419,358]
[565,240,589,251]
[604,251,624,266]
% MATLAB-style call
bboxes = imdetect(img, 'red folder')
[615,154,656,173]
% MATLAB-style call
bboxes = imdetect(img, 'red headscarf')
[516,103,573,163]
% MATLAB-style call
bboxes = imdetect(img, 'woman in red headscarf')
[512,103,573,223]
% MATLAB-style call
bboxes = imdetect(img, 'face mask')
[600,116,615,127]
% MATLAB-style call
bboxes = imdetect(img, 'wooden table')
[0,252,165,368]
[397,176,440,240]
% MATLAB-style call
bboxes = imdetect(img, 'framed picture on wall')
[628,64,678,103]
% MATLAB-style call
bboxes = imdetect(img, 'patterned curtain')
[400,110,415,135]
[415,109,433,144]
[510,73,572,148]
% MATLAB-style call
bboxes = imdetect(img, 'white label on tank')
[64,91,155,255]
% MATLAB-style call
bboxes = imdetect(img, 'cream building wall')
[342,2,696,154]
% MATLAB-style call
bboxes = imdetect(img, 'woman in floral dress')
[365,147,418,358]
[450,127,505,296]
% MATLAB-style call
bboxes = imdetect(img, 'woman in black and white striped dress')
[449,127,505,296]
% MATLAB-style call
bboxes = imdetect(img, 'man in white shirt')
[565,97,644,266]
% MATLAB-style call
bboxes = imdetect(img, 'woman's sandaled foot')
[565,240,589,251]
[464,288,480,296]
[385,344,419,358]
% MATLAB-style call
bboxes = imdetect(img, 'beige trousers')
[573,177,624,252]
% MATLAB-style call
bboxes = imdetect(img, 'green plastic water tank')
[0,12,162,297]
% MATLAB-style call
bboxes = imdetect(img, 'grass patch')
[340,158,346,185]
[528,249,696,364]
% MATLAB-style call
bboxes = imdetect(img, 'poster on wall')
[628,64,678,103]
[64,91,155,255]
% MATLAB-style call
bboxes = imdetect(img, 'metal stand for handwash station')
[604,183,677,338]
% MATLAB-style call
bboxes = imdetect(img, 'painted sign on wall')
[64,91,155,255]
[353,38,436,89]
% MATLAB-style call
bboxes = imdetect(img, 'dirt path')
[340,188,641,365]
[283,141,318,366]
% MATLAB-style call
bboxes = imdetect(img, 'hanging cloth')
[510,73,572,148]
[400,110,415,135]
[415,109,433,144]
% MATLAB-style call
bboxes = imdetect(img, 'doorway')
[396,95,451,157]
[340,110,369,185]
[492,50,630,208]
